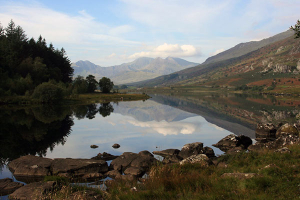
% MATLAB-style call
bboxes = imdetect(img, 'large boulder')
[203,146,215,158]
[255,123,277,140]
[9,181,56,200]
[152,149,180,157]
[8,155,52,177]
[0,178,24,196]
[179,154,212,167]
[212,134,252,152]
[110,152,139,171]
[178,142,204,159]
[110,151,157,176]
[51,158,108,177]
[275,123,299,138]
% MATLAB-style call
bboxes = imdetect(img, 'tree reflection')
[0,106,74,170]
[99,103,114,117]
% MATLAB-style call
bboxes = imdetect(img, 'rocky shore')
[2,122,300,199]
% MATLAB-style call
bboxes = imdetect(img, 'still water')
[1,93,300,184]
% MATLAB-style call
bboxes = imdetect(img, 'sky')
[0,0,299,66]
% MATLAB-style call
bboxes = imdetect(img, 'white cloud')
[128,43,201,59]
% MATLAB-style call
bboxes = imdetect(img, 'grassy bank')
[0,92,150,105]
[43,144,300,200]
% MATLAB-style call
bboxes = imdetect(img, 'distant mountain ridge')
[72,57,198,84]
[130,29,298,88]
[204,30,294,65]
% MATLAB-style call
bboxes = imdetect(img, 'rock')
[0,178,24,196]
[179,154,212,167]
[8,155,52,177]
[69,190,103,200]
[112,144,120,148]
[91,152,118,161]
[106,170,122,179]
[121,174,137,182]
[248,143,267,152]
[9,181,56,200]
[255,123,277,141]
[212,134,252,152]
[51,158,108,177]
[131,152,157,170]
[124,167,144,177]
[81,173,104,180]
[110,152,138,171]
[178,142,204,159]
[162,155,183,164]
[90,145,98,149]
[259,164,280,171]
[203,146,215,158]
[110,151,157,173]
[226,146,244,154]
[221,173,258,179]
[152,149,180,157]
[276,123,299,138]
[274,147,291,153]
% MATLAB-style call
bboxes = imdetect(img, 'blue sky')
[0,0,299,66]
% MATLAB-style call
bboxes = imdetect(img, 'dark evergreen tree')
[86,75,98,93]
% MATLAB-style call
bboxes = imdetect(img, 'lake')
[1,93,299,193]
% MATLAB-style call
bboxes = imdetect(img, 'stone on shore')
[0,178,24,196]
[275,123,299,138]
[178,142,204,159]
[91,152,118,161]
[179,154,212,167]
[213,134,252,152]
[8,155,52,177]
[152,149,180,157]
[9,181,56,200]
[51,158,108,177]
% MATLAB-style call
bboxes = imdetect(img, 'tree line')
[0,20,115,103]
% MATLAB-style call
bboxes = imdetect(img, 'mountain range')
[130,30,300,89]
[71,57,198,84]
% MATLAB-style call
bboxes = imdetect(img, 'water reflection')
[0,105,73,169]
[1,93,300,181]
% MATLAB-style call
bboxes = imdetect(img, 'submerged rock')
[90,145,98,149]
[0,178,24,196]
[112,143,120,148]
[91,152,118,161]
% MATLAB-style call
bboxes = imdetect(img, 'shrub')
[32,82,64,103]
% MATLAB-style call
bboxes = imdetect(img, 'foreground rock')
[109,151,157,178]
[179,154,213,167]
[153,143,215,164]
[9,181,56,200]
[248,123,300,152]
[0,178,24,196]
[8,155,108,180]
[8,155,53,177]
[213,134,252,152]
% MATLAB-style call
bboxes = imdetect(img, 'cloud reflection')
[127,120,198,136]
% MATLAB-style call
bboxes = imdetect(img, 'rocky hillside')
[72,57,198,84]
[131,31,300,91]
